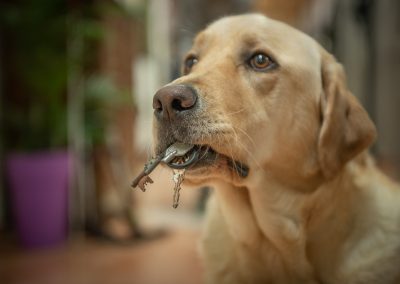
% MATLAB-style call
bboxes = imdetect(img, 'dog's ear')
[318,51,376,179]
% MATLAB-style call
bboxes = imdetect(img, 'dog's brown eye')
[249,53,272,71]
[184,56,198,74]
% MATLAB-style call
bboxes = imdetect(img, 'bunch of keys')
[131,142,198,208]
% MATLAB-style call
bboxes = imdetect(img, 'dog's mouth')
[162,143,249,178]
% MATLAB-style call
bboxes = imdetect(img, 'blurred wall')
[374,0,400,176]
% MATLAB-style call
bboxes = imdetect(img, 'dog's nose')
[153,85,197,120]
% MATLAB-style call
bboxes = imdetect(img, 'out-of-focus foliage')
[84,75,131,146]
[1,0,69,151]
[0,0,131,151]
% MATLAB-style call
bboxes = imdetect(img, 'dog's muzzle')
[152,84,249,178]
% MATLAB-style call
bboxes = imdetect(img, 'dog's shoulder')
[334,153,400,283]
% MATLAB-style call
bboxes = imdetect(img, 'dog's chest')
[202,192,317,284]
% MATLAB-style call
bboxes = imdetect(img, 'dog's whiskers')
[224,103,256,117]
[225,107,247,117]
[230,126,263,171]
[234,125,257,149]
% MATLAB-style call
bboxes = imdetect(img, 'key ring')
[167,147,200,169]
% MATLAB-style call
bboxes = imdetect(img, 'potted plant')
[1,0,72,248]
[1,0,138,247]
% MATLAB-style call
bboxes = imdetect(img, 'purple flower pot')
[6,150,71,248]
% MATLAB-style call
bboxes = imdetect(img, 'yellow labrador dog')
[151,14,400,284]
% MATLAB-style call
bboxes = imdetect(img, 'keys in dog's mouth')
[131,142,200,206]
[131,142,249,207]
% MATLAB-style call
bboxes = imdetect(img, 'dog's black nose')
[153,84,197,120]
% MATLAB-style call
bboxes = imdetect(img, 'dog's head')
[152,14,376,189]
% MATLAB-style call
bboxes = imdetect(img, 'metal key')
[131,154,164,191]
[172,169,186,208]
[160,143,192,164]
[131,142,194,192]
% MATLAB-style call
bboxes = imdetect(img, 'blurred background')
[0,0,399,283]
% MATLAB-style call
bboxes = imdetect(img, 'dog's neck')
[210,158,368,279]
[212,177,316,274]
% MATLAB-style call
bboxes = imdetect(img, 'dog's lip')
[163,143,249,178]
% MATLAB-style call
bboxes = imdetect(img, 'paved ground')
[0,229,204,284]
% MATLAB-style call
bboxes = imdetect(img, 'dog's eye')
[249,53,273,71]
[184,56,199,74]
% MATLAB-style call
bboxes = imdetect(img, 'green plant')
[1,0,69,151]
[1,0,135,152]
[84,75,131,147]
